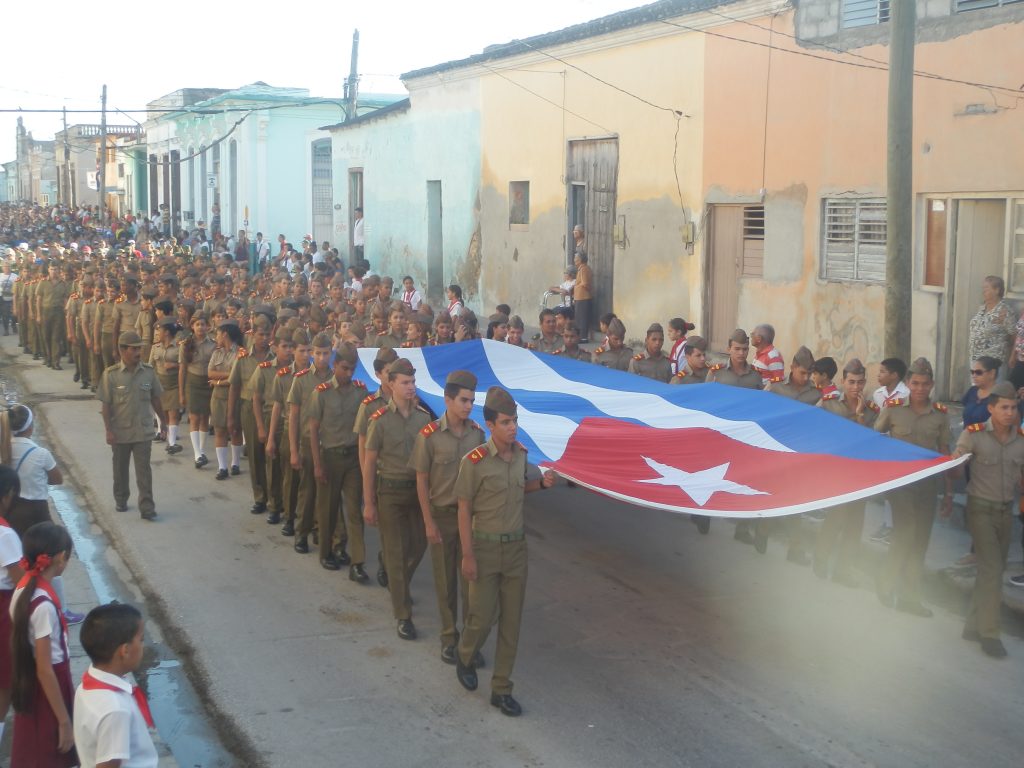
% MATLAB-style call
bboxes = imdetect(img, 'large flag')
[354,340,964,518]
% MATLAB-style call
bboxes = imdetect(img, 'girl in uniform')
[179,314,216,469]
[0,466,24,743]
[151,318,184,455]
[10,522,77,768]
[209,321,246,479]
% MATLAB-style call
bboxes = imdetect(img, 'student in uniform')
[0,466,24,743]
[453,387,558,717]
[628,323,673,383]
[766,346,820,405]
[267,330,311,537]
[10,522,77,768]
[670,336,710,386]
[505,316,527,348]
[179,314,216,469]
[557,322,591,362]
[151,318,183,455]
[529,309,564,354]
[208,320,245,480]
[872,357,909,409]
[230,318,273,514]
[592,318,633,370]
[666,318,695,376]
[706,329,762,389]
[74,603,158,768]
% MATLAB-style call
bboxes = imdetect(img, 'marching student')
[0,465,24,745]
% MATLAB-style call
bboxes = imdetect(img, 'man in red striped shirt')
[751,323,785,388]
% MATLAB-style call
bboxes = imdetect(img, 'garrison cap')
[646,323,664,336]
[117,331,144,347]
[446,370,478,392]
[217,318,240,330]
[374,347,399,364]
[157,316,179,330]
[909,357,934,379]
[989,381,1017,401]
[292,329,311,346]
[389,358,415,378]
[607,318,626,338]
[334,343,358,365]
[729,328,750,346]
[792,346,815,369]
[684,335,708,353]
[508,315,525,331]
[251,316,272,331]
[274,327,294,343]
[484,386,517,417]
[311,332,333,348]
[141,288,158,299]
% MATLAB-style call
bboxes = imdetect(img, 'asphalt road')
[3,335,1021,768]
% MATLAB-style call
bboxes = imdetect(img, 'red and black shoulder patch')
[966,422,985,433]
[236,348,249,359]
[867,402,880,412]
[933,402,948,414]
[709,363,724,371]
[884,396,905,408]
[294,368,310,378]
[468,446,488,464]
[633,354,644,361]
[769,375,784,383]
[420,421,439,437]
[822,392,840,401]
[258,360,275,369]
[315,381,332,392]
[277,366,291,376]
[362,393,377,405]
[369,406,388,421]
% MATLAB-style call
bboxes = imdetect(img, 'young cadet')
[812,359,878,582]
[767,346,820,405]
[309,343,367,575]
[874,358,952,618]
[954,382,1024,658]
[453,387,558,717]
[811,357,839,399]
[363,358,433,640]
[707,329,762,389]
[266,329,311,536]
[74,604,158,768]
[670,336,710,385]
[529,309,564,354]
[410,370,487,665]
[628,323,673,383]
[556,322,591,362]
[288,333,334,555]
[505,316,527,348]
[592,318,633,370]
[750,323,784,388]
[354,346,399,587]
[230,317,273,514]
[253,328,287,524]
[872,357,910,408]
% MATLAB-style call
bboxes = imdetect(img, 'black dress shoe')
[693,514,711,535]
[195,455,208,469]
[80,381,90,389]
[231,464,240,476]
[294,536,309,553]
[266,511,282,525]
[281,521,295,536]
[334,549,351,566]
[141,510,157,521]
[320,555,341,570]
[250,502,267,515]
[895,599,933,618]
[490,693,522,717]
[215,468,229,480]
[981,638,1007,658]
[166,444,183,455]
[349,563,369,583]
[115,503,128,512]
[73,371,80,382]
[397,619,417,640]
[456,657,478,691]
[441,645,457,665]
[377,551,389,588]
[472,650,486,668]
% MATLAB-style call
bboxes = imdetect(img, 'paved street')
[3,334,1022,768]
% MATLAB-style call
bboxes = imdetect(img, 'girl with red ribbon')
[0,465,25,746]
[10,521,77,767]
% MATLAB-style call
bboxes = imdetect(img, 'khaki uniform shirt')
[134,310,154,349]
[409,415,486,508]
[270,362,301,431]
[707,362,763,389]
[150,339,180,379]
[80,298,97,338]
[874,400,951,453]
[553,347,591,363]
[365,399,432,479]
[529,333,565,354]
[594,346,634,371]
[230,347,270,402]
[670,366,709,385]
[248,359,279,422]
[208,344,239,401]
[818,391,879,427]
[956,421,1024,503]
[64,293,81,332]
[374,331,403,350]
[354,391,388,439]
[114,297,142,333]
[628,353,673,383]
[97,361,163,444]
[454,437,528,535]
[768,379,822,405]
[96,299,118,334]
[40,278,70,312]
[185,336,216,376]
[286,366,333,440]
[308,377,365,450]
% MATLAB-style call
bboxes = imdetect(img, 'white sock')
[168,424,179,447]
[190,431,202,459]
[198,430,208,455]
[216,446,229,471]
[230,443,242,468]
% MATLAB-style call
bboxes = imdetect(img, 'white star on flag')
[637,457,768,507]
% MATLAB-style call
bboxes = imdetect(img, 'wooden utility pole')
[884,0,915,361]
[98,85,107,227]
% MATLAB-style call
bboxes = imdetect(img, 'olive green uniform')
[250,360,283,516]
[208,344,239,429]
[874,401,951,605]
[184,336,216,417]
[956,421,1024,640]
[97,360,163,516]
[309,377,366,562]
[287,366,333,539]
[64,292,82,378]
[95,299,119,368]
[150,339,180,412]
[529,333,564,354]
[366,400,432,620]
[373,331,403,350]
[768,378,822,405]
[628,352,673,383]
[455,438,529,696]
[134,309,154,363]
[707,362,763,389]
[669,366,709,385]
[409,415,486,648]
[593,346,633,371]
[231,347,272,508]
[554,347,591,363]
[38,277,70,366]
[80,297,98,387]
[271,362,301,523]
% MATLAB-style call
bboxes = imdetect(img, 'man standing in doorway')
[353,207,365,264]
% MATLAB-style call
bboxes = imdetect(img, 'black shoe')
[281,521,295,536]
[73,371,80,382]
[195,455,209,469]
[786,550,810,567]
[349,563,369,583]
[166,444,184,455]
[215,468,229,480]
[753,526,768,555]
[334,548,351,566]
[397,619,417,640]
[266,511,282,525]
[490,693,522,717]
[80,381,90,390]
[141,510,157,521]
[250,502,267,515]
[693,514,711,535]
[377,552,389,588]
[456,657,478,691]
[231,464,240,476]
[294,536,309,553]
[153,433,164,442]
[962,628,981,643]
[895,599,933,618]
[981,638,1007,658]
[472,650,486,669]
[320,555,341,570]
[115,503,128,512]
[441,645,456,665]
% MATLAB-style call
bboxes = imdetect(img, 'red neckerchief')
[403,290,415,305]
[82,669,155,728]
[818,383,839,398]
[0,516,10,528]
[669,338,686,364]
[447,299,461,314]
[16,573,67,636]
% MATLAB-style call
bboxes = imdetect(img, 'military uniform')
[957,419,1024,643]
[366,398,432,621]
[271,361,302,525]
[183,336,216,417]
[813,393,879,581]
[628,352,673,383]
[553,346,591,363]
[768,378,821,405]
[529,333,564,355]
[38,276,70,367]
[97,339,163,519]
[874,400,951,609]
[113,296,142,352]
[374,331,403,350]
[80,295,99,388]
[410,412,486,651]
[593,346,634,371]
[707,362,762,389]
[95,298,119,368]
[134,307,154,363]
[208,344,239,430]
[250,358,283,519]
[287,365,334,544]
[309,375,366,565]
[64,290,82,379]
[150,338,180,413]
[669,366,709,385]
[231,345,272,510]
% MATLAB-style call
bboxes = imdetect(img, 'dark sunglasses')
[970,369,989,376]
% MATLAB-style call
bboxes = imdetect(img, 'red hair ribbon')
[18,552,52,575]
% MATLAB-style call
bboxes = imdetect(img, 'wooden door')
[567,138,618,320]
[706,205,743,352]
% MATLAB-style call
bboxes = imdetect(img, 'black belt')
[326,444,358,456]
[472,529,525,543]
[379,477,415,490]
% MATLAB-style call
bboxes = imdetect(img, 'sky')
[1,0,645,164]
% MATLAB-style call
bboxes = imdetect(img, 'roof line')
[320,98,412,132]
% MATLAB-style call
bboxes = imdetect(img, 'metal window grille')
[742,205,765,278]
[957,0,1023,11]
[822,198,887,282]
[841,0,891,28]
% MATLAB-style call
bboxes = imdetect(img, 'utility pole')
[62,107,71,207]
[884,0,915,361]
[345,30,360,121]
[99,85,107,228]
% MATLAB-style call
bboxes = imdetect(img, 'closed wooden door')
[567,138,618,320]
[706,205,743,352]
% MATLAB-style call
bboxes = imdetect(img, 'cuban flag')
[354,340,964,519]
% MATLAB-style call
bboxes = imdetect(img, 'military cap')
[157,317,179,331]
[607,318,626,338]
[281,298,300,311]
[278,308,298,321]
[485,386,517,417]
[118,330,144,347]
[251,316,272,331]
[508,315,525,331]
[390,358,415,378]
[990,381,1017,401]
[124,276,140,286]
[274,327,293,344]
[728,328,750,346]
[160,274,179,284]
[909,357,934,379]
[684,335,708,353]
[80,277,95,288]
[446,370,478,392]
[218,318,240,330]
[488,313,509,326]
[792,345,814,369]
[292,329,311,346]
[375,347,399,364]
[646,323,664,336]
[311,332,333,348]
[252,303,276,320]
[141,288,158,299]
[178,298,197,312]
[334,343,358,365]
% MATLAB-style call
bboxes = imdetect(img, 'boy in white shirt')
[74,603,158,768]
[872,357,910,408]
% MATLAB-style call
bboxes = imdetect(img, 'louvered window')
[742,206,764,278]
[956,0,1023,11]
[841,0,890,28]
[821,199,887,283]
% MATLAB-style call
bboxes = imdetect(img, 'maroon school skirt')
[10,656,77,768]
[0,590,11,689]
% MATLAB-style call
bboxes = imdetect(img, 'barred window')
[956,0,1023,11]
[841,0,890,28]
[742,205,764,278]
[821,198,887,283]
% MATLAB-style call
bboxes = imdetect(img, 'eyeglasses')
[970,369,988,376]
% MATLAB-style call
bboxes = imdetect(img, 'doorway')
[311,140,333,245]
[427,180,444,304]
[566,137,618,320]
[348,168,363,261]
[705,205,744,352]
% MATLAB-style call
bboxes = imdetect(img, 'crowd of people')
[0,199,1022,764]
